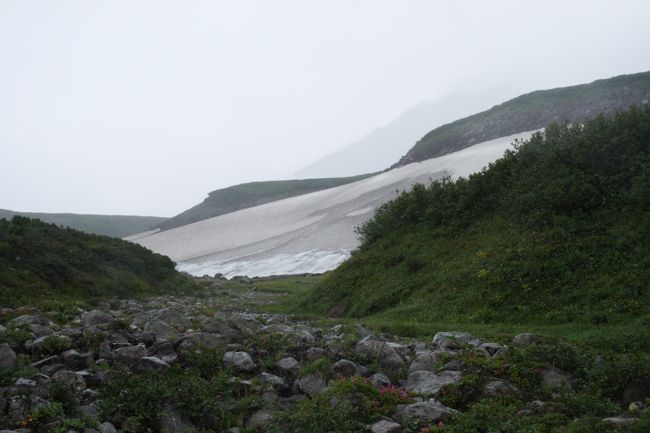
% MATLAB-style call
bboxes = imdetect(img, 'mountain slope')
[134,131,533,277]
[156,175,374,231]
[396,71,650,166]
[307,106,650,324]
[0,217,197,306]
[0,209,164,238]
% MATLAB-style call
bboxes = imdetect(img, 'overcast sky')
[2,0,650,216]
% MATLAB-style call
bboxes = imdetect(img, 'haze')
[2,0,650,216]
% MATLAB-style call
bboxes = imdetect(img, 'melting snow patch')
[177,250,351,278]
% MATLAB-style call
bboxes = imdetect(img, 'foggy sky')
[2,0,650,216]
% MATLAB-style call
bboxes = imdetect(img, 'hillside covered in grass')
[0,209,165,238]
[309,106,650,333]
[0,216,198,306]
[157,174,374,231]
[395,71,650,166]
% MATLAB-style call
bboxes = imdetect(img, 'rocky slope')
[0,277,646,432]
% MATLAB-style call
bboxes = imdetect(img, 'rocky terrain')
[0,276,645,433]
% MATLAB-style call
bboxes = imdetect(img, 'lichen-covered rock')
[80,310,114,328]
[132,356,171,373]
[276,356,300,375]
[432,332,479,350]
[52,370,87,391]
[331,359,360,379]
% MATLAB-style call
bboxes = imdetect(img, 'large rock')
[405,370,462,396]
[512,333,540,346]
[8,315,52,328]
[483,380,522,398]
[409,351,444,373]
[80,310,114,328]
[144,320,179,341]
[295,373,326,396]
[223,351,256,373]
[176,332,228,354]
[97,422,117,433]
[393,400,456,425]
[355,337,405,370]
[112,345,147,367]
[0,343,17,368]
[432,332,479,350]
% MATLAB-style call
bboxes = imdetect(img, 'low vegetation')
[0,216,199,306]
[307,106,650,346]
[0,209,164,238]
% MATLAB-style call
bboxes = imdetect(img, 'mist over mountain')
[294,83,523,178]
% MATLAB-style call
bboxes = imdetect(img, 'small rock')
[355,337,405,370]
[541,366,573,391]
[370,419,402,433]
[276,356,299,375]
[0,343,17,368]
[247,409,273,430]
[409,351,444,373]
[132,356,171,373]
[602,417,637,428]
[432,332,479,350]
[331,359,360,379]
[512,333,539,346]
[369,373,392,388]
[394,400,456,425]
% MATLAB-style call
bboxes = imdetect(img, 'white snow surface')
[133,131,534,277]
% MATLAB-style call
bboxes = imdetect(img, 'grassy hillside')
[308,106,650,341]
[396,71,650,166]
[0,216,198,306]
[157,174,374,231]
[0,209,165,238]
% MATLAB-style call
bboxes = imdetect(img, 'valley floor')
[0,275,648,432]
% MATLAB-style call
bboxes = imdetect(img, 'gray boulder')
[355,337,405,370]
[394,400,456,425]
[113,345,147,367]
[405,370,461,396]
[176,332,228,354]
[276,356,300,375]
[80,310,114,328]
[409,351,444,373]
[295,373,326,396]
[223,351,256,373]
[542,366,574,391]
